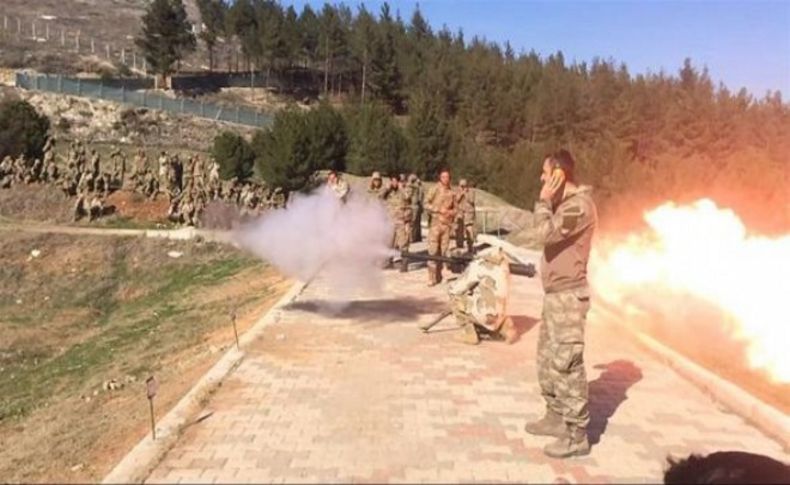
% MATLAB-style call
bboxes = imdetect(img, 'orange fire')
[590,199,790,383]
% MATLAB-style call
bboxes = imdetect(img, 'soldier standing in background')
[367,171,385,199]
[395,176,415,267]
[382,175,402,268]
[409,174,423,243]
[524,149,597,459]
[424,169,457,286]
[326,170,350,202]
[455,179,477,253]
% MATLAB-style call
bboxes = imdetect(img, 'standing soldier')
[409,174,423,243]
[327,170,350,202]
[382,175,401,268]
[524,149,597,459]
[455,179,477,253]
[269,187,286,209]
[367,171,385,199]
[424,169,457,286]
[396,176,415,268]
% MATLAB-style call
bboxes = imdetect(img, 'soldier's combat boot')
[454,323,479,345]
[543,427,590,459]
[524,409,566,437]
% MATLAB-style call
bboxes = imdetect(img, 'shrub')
[212,131,255,181]
[0,99,50,161]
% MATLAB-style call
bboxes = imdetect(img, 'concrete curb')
[595,302,790,451]
[102,280,308,484]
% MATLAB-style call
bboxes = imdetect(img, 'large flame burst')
[590,199,790,383]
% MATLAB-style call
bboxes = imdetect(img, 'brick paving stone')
[145,266,789,484]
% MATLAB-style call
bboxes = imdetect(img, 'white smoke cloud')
[234,185,395,301]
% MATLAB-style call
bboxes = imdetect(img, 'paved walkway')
[146,266,788,483]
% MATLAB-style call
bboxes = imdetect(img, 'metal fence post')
[200,101,205,117]
[60,28,64,46]
[180,99,184,113]
[77,78,82,95]
[32,21,36,39]
[58,75,62,92]
[46,23,49,40]
[142,91,147,106]
[122,86,126,103]
[34,75,40,90]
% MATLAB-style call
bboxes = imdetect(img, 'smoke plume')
[234,185,394,302]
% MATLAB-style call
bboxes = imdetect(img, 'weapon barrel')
[400,251,536,278]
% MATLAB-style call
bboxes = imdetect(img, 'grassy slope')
[0,232,288,481]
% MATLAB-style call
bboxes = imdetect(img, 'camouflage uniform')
[456,181,476,253]
[367,172,385,200]
[329,177,350,202]
[395,181,414,253]
[382,181,402,266]
[409,175,423,243]
[269,187,286,209]
[448,247,516,344]
[425,183,457,285]
[528,184,597,458]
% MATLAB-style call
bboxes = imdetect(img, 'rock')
[15,299,22,305]
[276,334,286,341]
[102,379,124,391]
[30,249,41,258]
[167,251,183,258]
[125,375,137,383]
[70,463,84,472]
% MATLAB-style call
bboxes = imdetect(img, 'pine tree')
[406,93,451,178]
[351,5,377,104]
[135,0,196,86]
[196,0,226,71]
[369,4,403,111]
[345,102,406,175]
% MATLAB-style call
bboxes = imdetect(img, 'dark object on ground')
[400,250,536,277]
[664,451,790,484]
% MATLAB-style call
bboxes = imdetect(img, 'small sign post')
[231,309,239,350]
[146,376,159,440]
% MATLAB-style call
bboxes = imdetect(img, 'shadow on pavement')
[509,315,540,343]
[588,359,643,445]
[285,297,447,323]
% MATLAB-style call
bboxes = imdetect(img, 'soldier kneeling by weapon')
[416,245,527,345]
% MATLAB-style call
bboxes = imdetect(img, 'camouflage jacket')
[449,248,510,330]
[534,185,597,293]
[425,184,457,226]
[397,184,415,223]
[457,188,476,222]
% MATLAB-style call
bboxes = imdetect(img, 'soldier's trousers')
[427,223,451,282]
[537,287,591,430]
[412,210,423,242]
[396,221,412,252]
[455,221,476,252]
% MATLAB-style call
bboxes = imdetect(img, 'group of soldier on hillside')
[0,138,287,225]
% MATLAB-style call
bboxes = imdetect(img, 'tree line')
[140,0,790,232]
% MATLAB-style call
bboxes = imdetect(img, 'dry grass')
[0,232,289,482]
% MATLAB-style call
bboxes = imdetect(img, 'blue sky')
[282,0,790,98]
